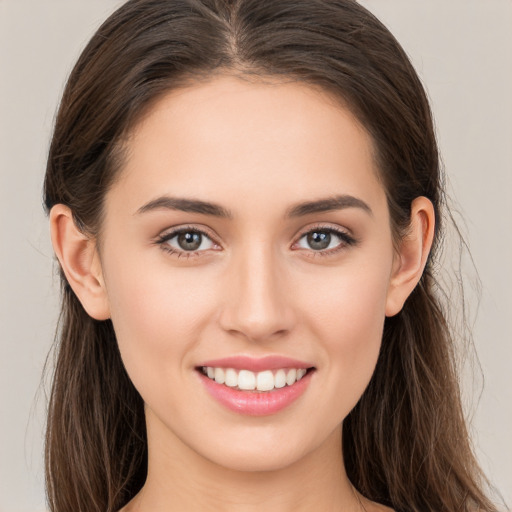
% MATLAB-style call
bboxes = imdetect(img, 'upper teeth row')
[202,367,308,392]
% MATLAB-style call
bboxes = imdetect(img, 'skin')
[50,76,434,512]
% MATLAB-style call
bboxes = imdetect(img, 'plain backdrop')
[0,1,511,511]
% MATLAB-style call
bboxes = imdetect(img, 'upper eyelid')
[157,225,218,241]
[294,223,353,240]
[154,226,220,255]
[292,224,357,252]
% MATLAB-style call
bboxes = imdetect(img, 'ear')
[385,196,435,317]
[49,204,110,320]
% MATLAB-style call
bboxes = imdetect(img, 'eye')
[295,227,356,253]
[156,227,217,255]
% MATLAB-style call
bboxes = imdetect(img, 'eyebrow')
[135,194,372,219]
[286,195,373,218]
[136,196,233,218]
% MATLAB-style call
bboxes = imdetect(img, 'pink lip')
[199,355,313,372]
[197,369,314,416]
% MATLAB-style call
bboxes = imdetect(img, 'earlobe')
[385,196,435,317]
[49,204,110,320]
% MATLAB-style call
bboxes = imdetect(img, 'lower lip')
[198,371,314,416]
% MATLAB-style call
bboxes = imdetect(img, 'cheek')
[305,255,391,335]
[300,256,392,403]
[102,250,218,390]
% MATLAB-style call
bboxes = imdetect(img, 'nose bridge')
[220,239,294,341]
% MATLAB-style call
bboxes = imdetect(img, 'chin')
[194,424,339,474]
[206,446,308,473]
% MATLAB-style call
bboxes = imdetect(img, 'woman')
[43,0,499,511]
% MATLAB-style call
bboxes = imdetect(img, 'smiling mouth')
[198,366,315,392]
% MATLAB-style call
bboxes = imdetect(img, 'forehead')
[108,75,386,218]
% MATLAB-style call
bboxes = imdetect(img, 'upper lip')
[198,355,314,372]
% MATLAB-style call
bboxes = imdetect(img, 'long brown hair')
[43,1,498,511]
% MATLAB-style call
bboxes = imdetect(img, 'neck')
[125,415,362,512]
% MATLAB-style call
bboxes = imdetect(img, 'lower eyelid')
[160,246,201,258]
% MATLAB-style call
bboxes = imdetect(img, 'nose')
[218,244,296,343]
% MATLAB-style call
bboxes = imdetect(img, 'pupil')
[178,232,202,251]
[307,231,331,250]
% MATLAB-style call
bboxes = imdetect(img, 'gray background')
[0,1,510,511]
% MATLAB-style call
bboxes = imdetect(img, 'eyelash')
[294,225,357,257]
[155,225,218,259]
[154,224,357,259]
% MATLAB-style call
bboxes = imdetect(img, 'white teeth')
[286,369,297,386]
[274,369,286,389]
[224,368,238,387]
[238,370,256,390]
[214,367,225,384]
[256,370,274,391]
[202,366,310,392]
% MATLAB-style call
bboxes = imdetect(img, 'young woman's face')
[99,76,397,472]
